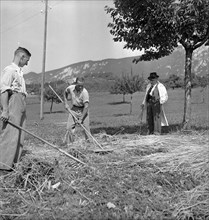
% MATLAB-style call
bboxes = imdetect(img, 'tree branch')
[193,30,209,50]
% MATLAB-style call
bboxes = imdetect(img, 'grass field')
[26,87,208,133]
[0,87,208,220]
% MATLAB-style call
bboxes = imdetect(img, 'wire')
[0,0,63,34]
[0,1,49,34]
[50,0,65,8]
[0,0,113,34]
[2,1,41,25]
[0,11,41,34]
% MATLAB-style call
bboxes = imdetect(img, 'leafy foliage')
[44,80,67,113]
[162,73,209,89]
[196,74,209,88]
[110,73,144,114]
[105,0,209,128]
[26,83,41,95]
[105,0,209,61]
[110,74,144,95]
[84,77,115,93]
[163,74,184,89]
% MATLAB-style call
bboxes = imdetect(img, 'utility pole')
[40,0,48,120]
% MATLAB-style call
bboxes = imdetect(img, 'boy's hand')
[77,118,83,124]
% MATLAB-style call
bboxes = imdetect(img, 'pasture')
[0,87,208,220]
[26,87,208,133]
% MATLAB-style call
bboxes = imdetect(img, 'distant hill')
[24,46,208,86]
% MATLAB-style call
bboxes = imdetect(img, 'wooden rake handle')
[7,120,86,165]
[49,85,103,150]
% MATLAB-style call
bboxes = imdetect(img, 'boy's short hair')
[15,47,31,57]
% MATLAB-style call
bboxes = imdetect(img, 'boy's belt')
[73,105,84,108]
[12,90,26,97]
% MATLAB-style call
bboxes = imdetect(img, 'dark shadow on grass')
[44,110,65,114]
[166,124,182,133]
[91,124,147,135]
[90,121,103,126]
[167,124,208,132]
[91,123,208,135]
[191,125,209,131]
[107,101,130,105]
[113,113,129,117]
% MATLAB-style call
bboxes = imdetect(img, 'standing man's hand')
[0,91,9,122]
[141,104,145,109]
[0,110,9,122]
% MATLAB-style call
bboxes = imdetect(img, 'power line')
[0,0,63,35]
[2,1,41,26]
[0,11,41,34]
[50,0,65,7]
[0,0,111,34]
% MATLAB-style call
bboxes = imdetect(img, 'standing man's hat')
[148,72,159,80]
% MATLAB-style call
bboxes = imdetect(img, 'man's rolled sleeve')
[158,84,168,104]
[82,89,89,104]
[0,68,14,94]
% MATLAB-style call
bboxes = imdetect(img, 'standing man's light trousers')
[0,93,26,170]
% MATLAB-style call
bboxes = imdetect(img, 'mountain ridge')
[24,46,208,85]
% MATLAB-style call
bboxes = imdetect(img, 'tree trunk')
[182,48,193,130]
[123,94,125,102]
[50,98,54,113]
[130,94,133,115]
[200,87,205,103]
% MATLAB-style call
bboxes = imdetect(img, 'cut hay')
[0,132,208,219]
[138,135,209,220]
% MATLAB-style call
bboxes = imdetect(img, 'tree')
[110,75,128,102]
[110,72,144,114]
[197,74,209,103]
[124,73,144,114]
[163,74,184,89]
[44,80,67,113]
[26,83,41,95]
[197,75,209,88]
[105,0,209,129]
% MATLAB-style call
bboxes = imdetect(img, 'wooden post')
[40,0,48,120]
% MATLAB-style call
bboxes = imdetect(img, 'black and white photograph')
[0,0,209,219]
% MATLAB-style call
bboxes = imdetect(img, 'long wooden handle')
[49,85,103,149]
[7,120,86,165]
[139,106,144,122]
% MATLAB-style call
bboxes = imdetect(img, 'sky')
[0,0,142,74]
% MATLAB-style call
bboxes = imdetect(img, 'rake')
[7,120,86,166]
[139,106,144,135]
[49,85,113,152]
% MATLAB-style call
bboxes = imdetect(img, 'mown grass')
[0,87,208,220]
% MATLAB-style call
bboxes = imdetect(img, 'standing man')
[141,72,168,135]
[63,76,90,144]
[0,47,31,171]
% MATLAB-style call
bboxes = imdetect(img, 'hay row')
[0,132,208,219]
